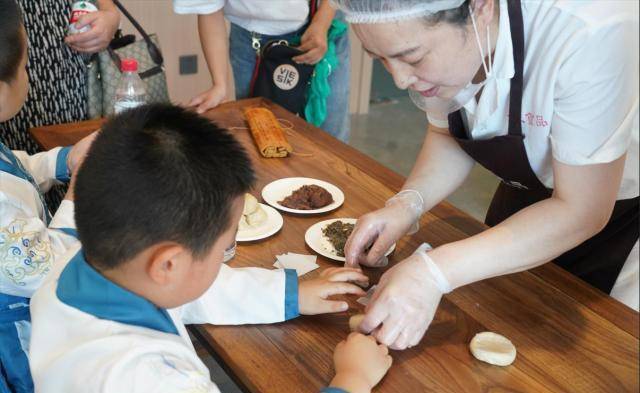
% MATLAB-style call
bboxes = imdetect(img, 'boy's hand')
[188,84,228,114]
[299,267,368,315]
[330,333,393,393]
[293,21,330,65]
[65,8,120,53]
[67,131,99,174]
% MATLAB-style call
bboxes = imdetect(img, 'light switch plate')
[179,55,198,75]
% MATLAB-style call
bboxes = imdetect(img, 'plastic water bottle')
[68,0,98,35]
[114,58,147,114]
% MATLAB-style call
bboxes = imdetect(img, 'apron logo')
[273,64,299,91]
[522,112,549,128]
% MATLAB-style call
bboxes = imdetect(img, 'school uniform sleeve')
[0,193,78,298]
[12,146,71,192]
[550,15,639,166]
[173,0,225,14]
[179,264,299,325]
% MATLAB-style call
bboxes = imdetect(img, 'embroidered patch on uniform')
[0,219,52,286]
[273,64,299,91]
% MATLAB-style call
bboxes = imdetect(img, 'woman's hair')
[0,0,25,83]
[425,0,471,27]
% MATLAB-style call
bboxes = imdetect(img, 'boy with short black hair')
[29,104,392,393]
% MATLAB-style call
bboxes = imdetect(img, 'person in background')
[173,0,352,142]
[29,104,391,393]
[0,2,96,391]
[0,0,119,206]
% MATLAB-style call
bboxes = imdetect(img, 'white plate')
[305,218,395,262]
[261,177,344,214]
[236,204,284,242]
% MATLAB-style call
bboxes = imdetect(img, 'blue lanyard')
[0,143,51,224]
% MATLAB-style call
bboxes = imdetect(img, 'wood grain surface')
[30,98,639,393]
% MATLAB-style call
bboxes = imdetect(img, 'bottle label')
[68,1,98,35]
[114,101,144,114]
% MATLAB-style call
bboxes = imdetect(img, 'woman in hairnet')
[336,0,639,350]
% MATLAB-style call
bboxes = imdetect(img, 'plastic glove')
[358,244,451,350]
[344,190,424,268]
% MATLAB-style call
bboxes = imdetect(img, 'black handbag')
[248,1,318,116]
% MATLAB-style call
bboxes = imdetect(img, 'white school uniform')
[29,246,300,393]
[427,0,639,310]
[173,0,311,35]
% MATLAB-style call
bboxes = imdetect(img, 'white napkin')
[273,252,319,277]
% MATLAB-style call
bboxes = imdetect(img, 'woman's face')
[353,4,494,101]
[0,28,29,122]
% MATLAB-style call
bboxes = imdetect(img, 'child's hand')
[298,267,368,314]
[329,333,393,393]
[187,84,228,114]
[293,21,330,65]
[68,131,99,174]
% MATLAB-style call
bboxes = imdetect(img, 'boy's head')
[75,104,255,308]
[0,0,28,122]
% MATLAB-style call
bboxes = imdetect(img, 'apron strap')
[507,0,525,137]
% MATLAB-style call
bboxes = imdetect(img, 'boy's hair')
[0,0,24,83]
[75,104,255,270]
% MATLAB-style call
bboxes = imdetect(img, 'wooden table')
[31,98,639,393]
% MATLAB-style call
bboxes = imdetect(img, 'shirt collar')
[56,250,179,335]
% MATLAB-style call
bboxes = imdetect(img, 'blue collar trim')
[56,251,179,335]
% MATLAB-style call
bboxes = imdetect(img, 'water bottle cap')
[121,58,138,72]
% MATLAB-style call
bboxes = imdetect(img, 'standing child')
[173,0,351,142]
[29,104,391,393]
[0,2,95,392]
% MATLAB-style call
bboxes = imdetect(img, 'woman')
[333,0,639,350]
[174,0,351,142]
[0,0,118,154]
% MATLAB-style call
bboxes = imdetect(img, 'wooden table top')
[30,98,639,393]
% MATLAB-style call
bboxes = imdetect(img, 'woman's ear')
[146,243,190,286]
[472,0,496,25]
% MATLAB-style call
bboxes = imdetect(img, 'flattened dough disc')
[349,314,365,332]
[469,332,516,366]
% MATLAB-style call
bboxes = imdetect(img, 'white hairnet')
[330,0,467,24]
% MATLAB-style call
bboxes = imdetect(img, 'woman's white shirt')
[173,0,310,36]
[429,0,639,200]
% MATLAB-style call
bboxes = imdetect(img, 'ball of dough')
[243,193,259,215]
[469,332,516,366]
[349,314,365,332]
[246,206,268,227]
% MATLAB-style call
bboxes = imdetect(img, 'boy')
[0,2,95,392]
[29,104,392,392]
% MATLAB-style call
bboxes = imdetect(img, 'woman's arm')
[404,125,476,211]
[188,10,230,113]
[430,154,625,289]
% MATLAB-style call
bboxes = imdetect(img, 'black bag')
[249,1,318,116]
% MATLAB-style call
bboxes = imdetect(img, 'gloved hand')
[344,190,424,268]
[357,244,452,350]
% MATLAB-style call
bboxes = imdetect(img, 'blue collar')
[56,251,179,335]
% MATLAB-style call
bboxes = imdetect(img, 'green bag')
[87,0,169,118]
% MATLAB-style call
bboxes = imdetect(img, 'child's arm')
[0,193,78,298]
[173,0,229,113]
[292,0,336,65]
[324,333,393,393]
[12,132,97,193]
[178,265,367,325]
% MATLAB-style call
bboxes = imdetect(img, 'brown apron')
[447,0,639,294]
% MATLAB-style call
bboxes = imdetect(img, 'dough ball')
[349,314,365,332]
[243,193,259,215]
[247,206,268,227]
[238,215,251,232]
[469,332,516,366]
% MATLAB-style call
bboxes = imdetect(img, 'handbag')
[248,1,318,117]
[87,0,169,118]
